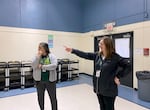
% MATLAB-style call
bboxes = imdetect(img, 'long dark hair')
[101,36,115,58]
[39,42,50,55]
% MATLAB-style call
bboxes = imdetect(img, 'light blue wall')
[0,0,20,27]
[0,0,83,32]
[83,0,150,32]
[0,0,150,32]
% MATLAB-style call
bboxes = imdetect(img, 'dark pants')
[97,94,116,110]
[36,81,58,110]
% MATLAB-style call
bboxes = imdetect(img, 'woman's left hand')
[114,77,120,85]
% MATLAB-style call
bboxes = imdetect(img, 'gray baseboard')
[79,73,93,77]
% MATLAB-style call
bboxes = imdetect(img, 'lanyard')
[96,55,104,77]
[98,55,104,70]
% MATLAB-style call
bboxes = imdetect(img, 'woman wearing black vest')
[64,37,131,110]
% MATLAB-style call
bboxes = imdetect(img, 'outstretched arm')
[64,46,96,60]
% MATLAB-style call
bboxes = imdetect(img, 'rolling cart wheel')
[21,86,25,89]
[4,87,9,91]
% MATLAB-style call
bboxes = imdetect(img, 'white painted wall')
[0,21,150,88]
[0,27,83,71]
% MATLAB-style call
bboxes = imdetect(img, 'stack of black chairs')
[0,59,79,91]
[0,61,34,91]
[57,59,79,82]
[0,62,7,90]
[8,61,22,90]
[21,61,34,89]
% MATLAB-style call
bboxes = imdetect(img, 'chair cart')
[21,61,34,89]
[0,62,7,91]
[7,61,21,90]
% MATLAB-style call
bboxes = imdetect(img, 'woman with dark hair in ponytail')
[32,42,58,110]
